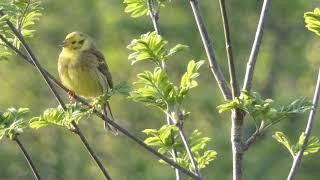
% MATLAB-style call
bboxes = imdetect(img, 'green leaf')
[123,0,148,18]
[0,107,30,140]
[272,131,295,157]
[165,44,189,58]
[29,103,91,130]
[127,32,168,65]
[0,0,42,60]
[304,8,320,36]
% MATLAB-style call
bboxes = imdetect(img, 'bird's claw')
[67,90,76,102]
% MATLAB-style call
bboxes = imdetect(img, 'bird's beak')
[59,40,66,47]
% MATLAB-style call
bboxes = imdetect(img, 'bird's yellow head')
[61,32,93,51]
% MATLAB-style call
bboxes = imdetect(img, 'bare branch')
[242,0,271,92]
[218,0,239,98]
[14,136,41,180]
[287,69,320,180]
[188,0,232,100]
[71,121,112,180]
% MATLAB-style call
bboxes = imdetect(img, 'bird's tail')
[102,102,118,135]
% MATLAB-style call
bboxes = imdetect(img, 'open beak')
[59,40,66,47]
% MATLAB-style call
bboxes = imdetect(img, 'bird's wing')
[87,48,114,89]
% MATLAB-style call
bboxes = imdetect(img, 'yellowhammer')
[58,31,117,134]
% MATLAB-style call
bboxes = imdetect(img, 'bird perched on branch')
[58,31,117,135]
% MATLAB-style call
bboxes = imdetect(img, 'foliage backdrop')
[0,0,319,179]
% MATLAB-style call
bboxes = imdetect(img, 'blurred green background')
[0,0,320,179]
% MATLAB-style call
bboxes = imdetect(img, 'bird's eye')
[71,41,76,44]
[79,40,85,44]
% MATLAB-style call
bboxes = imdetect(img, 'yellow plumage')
[58,31,117,134]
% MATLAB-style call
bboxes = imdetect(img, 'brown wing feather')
[87,48,114,89]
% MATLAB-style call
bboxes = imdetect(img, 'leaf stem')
[287,68,320,180]
[14,136,41,180]
[242,0,270,92]
[188,0,232,100]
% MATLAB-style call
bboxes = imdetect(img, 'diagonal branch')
[287,68,320,180]
[14,136,41,180]
[242,0,271,92]
[0,11,200,180]
[188,0,232,100]
[0,10,112,180]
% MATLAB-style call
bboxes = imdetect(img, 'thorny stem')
[14,136,41,180]
[243,0,270,92]
[188,0,232,100]
[147,1,182,179]
[287,69,320,180]
[0,11,200,180]
[0,11,112,180]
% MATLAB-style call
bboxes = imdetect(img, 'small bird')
[58,31,117,134]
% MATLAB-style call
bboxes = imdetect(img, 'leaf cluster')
[143,125,217,170]
[304,8,320,36]
[130,60,204,121]
[0,107,29,140]
[29,103,92,130]
[217,91,312,127]
[0,0,42,60]
[272,131,320,157]
[127,32,188,66]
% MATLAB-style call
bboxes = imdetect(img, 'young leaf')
[0,107,30,140]
[272,131,295,157]
[123,0,148,18]
[304,8,320,36]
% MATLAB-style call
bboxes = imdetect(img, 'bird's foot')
[67,90,76,102]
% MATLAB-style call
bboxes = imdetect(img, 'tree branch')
[188,0,232,100]
[0,10,200,180]
[0,10,112,180]
[218,0,239,98]
[287,68,320,180]
[242,0,270,92]
[14,136,41,180]
[71,122,112,180]
[178,125,202,179]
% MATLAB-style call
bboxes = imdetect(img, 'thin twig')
[0,11,113,180]
[188,0,232,100]
[218,0,239,98]
[242,0,270,92]
[177,125,202,179]
[14,136,41,180]
[0,12,199,180]
[71,122,112,180]
[147,0,161,35]
[147,1,181,179]
[287,69,320,180]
